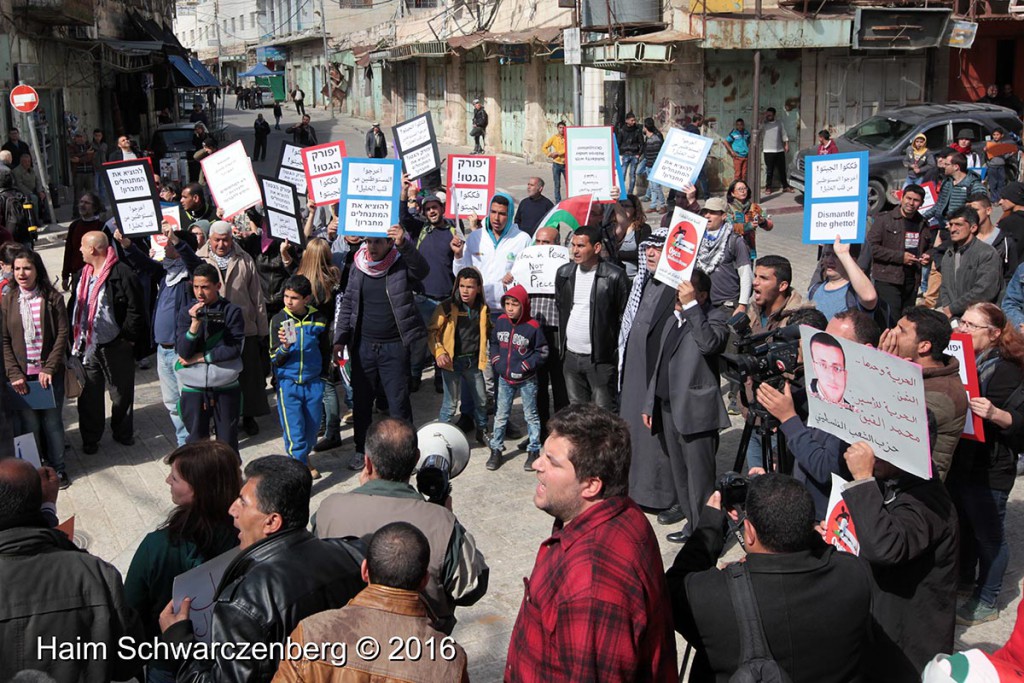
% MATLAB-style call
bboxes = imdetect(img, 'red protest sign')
[301,141,347,206]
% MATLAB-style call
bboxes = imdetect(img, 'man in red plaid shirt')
[505,403,678,682]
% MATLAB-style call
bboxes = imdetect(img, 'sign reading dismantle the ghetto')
[802,150,868,244]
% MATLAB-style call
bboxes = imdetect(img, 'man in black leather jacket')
[160,456,365,683]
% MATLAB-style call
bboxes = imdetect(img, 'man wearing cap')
[951,129,984,172]
[924,152,985,228]
[115,223,202,446]
[196,220,272,436]
[366,123,388,158]
[399,177,457,392]
[998,182,1024,252]
[697,194,752,316]
[470,99,488,155]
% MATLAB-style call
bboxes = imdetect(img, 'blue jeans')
[321,379,341,440]
[18,370,65,472]
[551,162,565,203]
[955,482,1010,607]
[490,376,541,451]
[411,295,443,379]
[439,356,487,429]
[157,345,188,446]
[648,180,665,210]
[620,155,640,195]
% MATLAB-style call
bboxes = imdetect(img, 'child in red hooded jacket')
[487,284,548,472]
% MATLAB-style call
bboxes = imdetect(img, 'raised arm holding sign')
[103,158,162,236]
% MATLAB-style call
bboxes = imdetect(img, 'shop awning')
[448,27,564,51]
[169,55,220,88]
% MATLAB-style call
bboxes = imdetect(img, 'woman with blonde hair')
[296,237,346,452]
[124,441,241,683]
[949,302,1024,626]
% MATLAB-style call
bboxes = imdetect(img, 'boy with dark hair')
[488,285,548,471]
[428,267,491,444]
[270,274,330,478]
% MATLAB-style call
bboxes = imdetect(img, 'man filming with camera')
[666,473,874,681]
[174,262,246,451]
[312,418,489,635]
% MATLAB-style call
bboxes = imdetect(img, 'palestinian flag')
[537,194,593,233]
[922,649,1024,682]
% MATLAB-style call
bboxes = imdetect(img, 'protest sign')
[103,159,161,236]
[802,151,869,244]
[14,432,41,468]
[801,325,931,479]
[944,332,985,443]
[172,547,241,643]
[566,126,620,203]
[392,113,440,180]
[648,128,714,191]
[301,141,347,206]
[199,141,262,220]
[653,207,707,288]
[161,203,183,231]
[825,474,860,556]
[511,245,570,294]
[277,141,308,195]
[151,233,168,262]
[446,155,496,219]
[259,176,303,244]
[339,158,402,237]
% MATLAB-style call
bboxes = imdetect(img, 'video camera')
[195,307,226,324]
[721,313,801,386]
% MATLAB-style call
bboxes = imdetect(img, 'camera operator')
[666,473,873,681]
[755,309,880,518]
[174,262,246,452]
[312,418,489,635]
[641,270,729,544]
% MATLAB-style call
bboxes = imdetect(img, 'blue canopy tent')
[238,64,281,78]
[238,63,285,103]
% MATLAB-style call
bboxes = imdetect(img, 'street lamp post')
[317,0,333,116]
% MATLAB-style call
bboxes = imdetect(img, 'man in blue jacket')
[333,224,430,471]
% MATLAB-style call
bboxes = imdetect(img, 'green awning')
[333,50,356,67]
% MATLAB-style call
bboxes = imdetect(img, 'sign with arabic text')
[339,158,402,237]
[802,150,869,244]
[102,158,161,236]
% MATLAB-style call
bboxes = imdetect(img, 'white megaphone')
[415,421,471,504]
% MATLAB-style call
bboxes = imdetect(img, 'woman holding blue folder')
[1,249,70,488]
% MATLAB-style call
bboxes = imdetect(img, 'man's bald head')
[82,231,109,250]
[534,227,559,245]
[526,177,545,198]
[364,418,418,482]
[0,458,42,526]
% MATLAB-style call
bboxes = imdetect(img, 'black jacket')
[667,506,873,682]
[239,233,298,317]
[616,122,644,157]
[335,239,430,348]
[69,260,146,346]
[163,528,365,683]
[867,207,932,287]
[254,119,271,139]
[554,260,630,364]
[842,475,958,681]
[365,129,388,158]
[0,525,145,682]
[472,107,488,129]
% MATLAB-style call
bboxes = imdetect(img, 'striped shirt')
[24,296,43,375]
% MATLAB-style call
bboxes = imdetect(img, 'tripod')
[731,383,792,475]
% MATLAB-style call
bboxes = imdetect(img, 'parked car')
[789,103,1022,213]
[150,123,225,184]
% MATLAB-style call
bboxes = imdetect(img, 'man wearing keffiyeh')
[68,231,145,454]
[333,224,430,472]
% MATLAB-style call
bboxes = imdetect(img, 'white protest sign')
[339,158,401,237]
[172,547,241,643]
[825,473,860,555]
[103,159,163,236]
[446,155,496,219]
[654,208,707,288]
[802,151,869,244]
[259,176,302,244]
[14,432,41,468]
[392,113,440,180]
[511,245,570,294]
[151,233,168,262]
[277,142,308,195]
[649,128,714,191]
[200,141,262,220]
[301,141,347,206]
[801,326,931,479]
[161,204,183,231]
[566,127,618,202]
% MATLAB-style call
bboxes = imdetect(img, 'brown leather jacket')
[1,287,68,382]
[867,207,932,287]
[272,585,469,683]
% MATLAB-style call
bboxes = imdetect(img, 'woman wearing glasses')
[949,302,1024,626]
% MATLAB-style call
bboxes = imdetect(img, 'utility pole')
[572,0,583,125]
[318,0,333,115]
[748,0,763,203]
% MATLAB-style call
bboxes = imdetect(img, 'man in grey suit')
[642,269,730,543]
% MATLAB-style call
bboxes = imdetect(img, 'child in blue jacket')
[270,275,330,477]
[488,284,548,472]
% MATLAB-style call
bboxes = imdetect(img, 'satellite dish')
[415,421,470,478]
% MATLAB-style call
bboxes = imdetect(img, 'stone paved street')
[30,107,1024,680]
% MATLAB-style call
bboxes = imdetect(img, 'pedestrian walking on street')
[470,99,487,154]
[365,122,388,158]
[253,114,271,162]
[292,87,306,116]
[273,101,283,130]
[762,107,792,194]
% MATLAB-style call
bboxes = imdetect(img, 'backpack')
[0,188,31,243]
[726,563,794,683]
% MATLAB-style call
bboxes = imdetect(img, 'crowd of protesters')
[3,113,1024,683]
